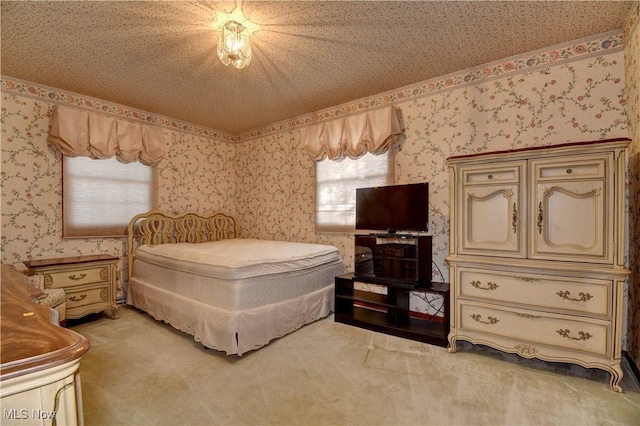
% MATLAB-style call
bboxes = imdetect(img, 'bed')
[126,210,344,355]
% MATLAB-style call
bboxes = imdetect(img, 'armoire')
[446,138,630,392]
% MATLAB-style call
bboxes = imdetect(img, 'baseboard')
[623,350,640,383]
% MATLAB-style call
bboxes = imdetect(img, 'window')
[315,151,394,232]
[62,156,157,237]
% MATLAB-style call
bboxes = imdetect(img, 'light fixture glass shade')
[217,20,252,69]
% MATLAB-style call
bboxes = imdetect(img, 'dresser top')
[1,265,90,380]
[23,253,119,269]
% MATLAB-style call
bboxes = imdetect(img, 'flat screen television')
[355,183,429,233]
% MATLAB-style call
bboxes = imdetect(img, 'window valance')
[47,105,166,166]
[302,106,404,161]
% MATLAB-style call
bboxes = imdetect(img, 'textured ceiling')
[0,1,635,135]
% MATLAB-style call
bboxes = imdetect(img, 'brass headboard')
[126,210,238,280]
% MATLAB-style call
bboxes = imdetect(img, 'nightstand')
[24,254,119,320]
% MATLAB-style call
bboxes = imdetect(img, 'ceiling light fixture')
[215,2,257,69]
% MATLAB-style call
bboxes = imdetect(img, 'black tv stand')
[354,234,432,285]
[334,274,450,347]
[335,234,449,347]
[352,274,418,289]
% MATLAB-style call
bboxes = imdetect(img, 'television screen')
[355,183,429,232]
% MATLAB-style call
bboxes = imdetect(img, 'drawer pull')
[470,314,499,325]
[537,201,543,234]
[470,280,499,291]
[516,313,541,320]
[68,273,87,281]
[513,276,540,283]
[512,202,518,234]
[557,329,593,341]
[566,168,572,174]
[556,291,593,302]
[488,174,493,180]
[69,294,87,302]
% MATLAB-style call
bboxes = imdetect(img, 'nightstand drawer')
[457,268,611,317]
[458,301,610,357]
[66,285,111,309]
[39,265,113,289]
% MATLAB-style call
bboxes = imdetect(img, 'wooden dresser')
[446,139,630,392]
[1,264,91,425]
[24,254,119,320]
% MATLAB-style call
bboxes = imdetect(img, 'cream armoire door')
[457,161,526,258]
[529,154,613,263]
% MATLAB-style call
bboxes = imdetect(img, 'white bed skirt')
[127,277,335,355]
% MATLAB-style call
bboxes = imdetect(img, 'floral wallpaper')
[1,26,638,359]
[158,131,236,214]
[624,2,640,368]
[237,30,626,142]
[1,97,125,263]
[0,96,236,297]
[234,54,629,318]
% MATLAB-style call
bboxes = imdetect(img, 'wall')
[624,1,640,368]
[235,32,629,318]
[1,29,635,343]
[0,90,237,297]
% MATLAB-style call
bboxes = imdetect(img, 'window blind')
[315,151,393,232]
[63,156,157,237]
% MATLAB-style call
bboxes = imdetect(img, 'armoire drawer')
[457,268,611,317]
[458,301,611,357]
[461,163,522,185]
[532,156,607,181]
[38,265,113,290]
[66,285,111,309]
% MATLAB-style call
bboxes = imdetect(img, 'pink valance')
[47,106,166,166]
[302,106,404,161]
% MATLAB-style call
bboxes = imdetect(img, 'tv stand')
[354,234,432,285]
[334,274,449,347]
[336,234,448,347]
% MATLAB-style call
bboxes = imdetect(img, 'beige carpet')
[70,306,640,425]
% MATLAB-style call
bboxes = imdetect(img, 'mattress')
[135,238,340,278]
[132,238,343,311]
